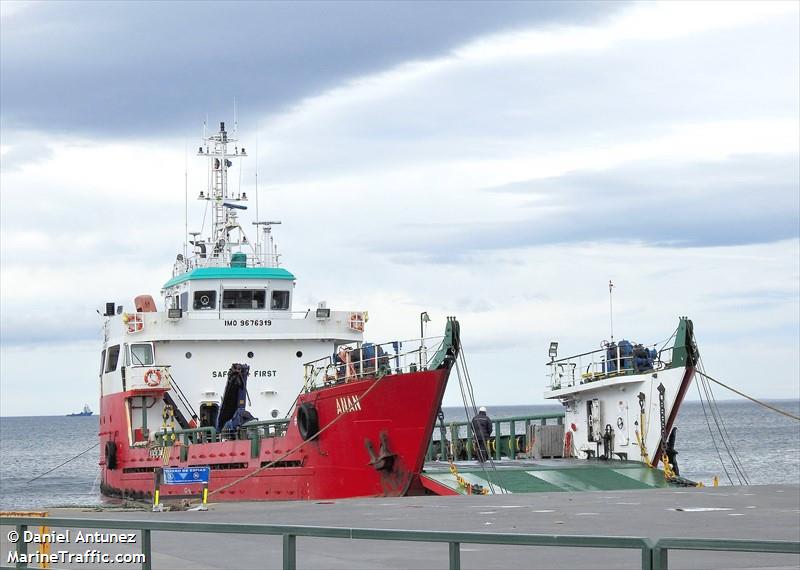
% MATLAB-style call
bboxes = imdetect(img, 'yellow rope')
[661,453,675,479]
[449,461,488,495]
[697,371,800,421]
[635,409,651,467]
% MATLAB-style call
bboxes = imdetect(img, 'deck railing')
[152,418,294,461]
[547,345,674,391]
[426,413,565,462]
[2,516,797,570]
[303,336,445,388]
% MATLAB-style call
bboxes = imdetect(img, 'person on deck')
[471,407,493,462]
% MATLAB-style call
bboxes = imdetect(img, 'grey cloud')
[257,14,798,182]
[0,1,620,138]
[377,154,800,258]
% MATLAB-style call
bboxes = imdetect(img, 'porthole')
[271,409,279,418]
[247,351,254,359]
[185,352,192,359]
[296,351,303,358]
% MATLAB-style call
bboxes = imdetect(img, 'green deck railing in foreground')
[426,412,565,462]
[1,517,797,570]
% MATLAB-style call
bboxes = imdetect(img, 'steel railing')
[303,336,445,388]
[1,516,797,570]
[547,345,674,390]
[426,412,565,462]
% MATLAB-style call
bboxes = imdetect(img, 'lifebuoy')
[297,402,319,441]
[105,440,118,470]
[144,369,162,387]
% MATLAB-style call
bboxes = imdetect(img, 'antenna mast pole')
[609,280,615,342]
[184,141,188,260]
[255,135,260,250]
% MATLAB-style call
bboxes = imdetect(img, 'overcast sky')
[1,1,798,416]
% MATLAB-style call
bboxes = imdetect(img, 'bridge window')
[105,345,120,373]
[271,290,290,310]
[193,290,217,310]
[129,343,154,367]
[222,289,266,309]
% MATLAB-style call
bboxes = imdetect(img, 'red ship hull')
[99,368,449,502]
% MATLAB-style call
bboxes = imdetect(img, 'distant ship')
[68,404,93,417]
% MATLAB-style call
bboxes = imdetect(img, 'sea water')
[1,400,798,510]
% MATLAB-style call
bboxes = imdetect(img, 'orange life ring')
[144,369,162,387]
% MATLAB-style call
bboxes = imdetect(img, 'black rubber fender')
[105,440,118,470]
[297,402,320,441]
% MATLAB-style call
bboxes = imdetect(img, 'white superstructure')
[99,121,365,435]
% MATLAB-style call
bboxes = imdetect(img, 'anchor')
[365,431,397,472]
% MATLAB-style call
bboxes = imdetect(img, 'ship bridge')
[162,266,297,317]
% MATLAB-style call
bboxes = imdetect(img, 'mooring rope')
[26,442,99,483]
[697,370,800,421]
[207,368,394,498]
[697,358,750,484]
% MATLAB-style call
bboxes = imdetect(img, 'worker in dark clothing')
[471,407,492,462]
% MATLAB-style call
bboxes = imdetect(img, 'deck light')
[316,302,330,319]
[549,341,559,360]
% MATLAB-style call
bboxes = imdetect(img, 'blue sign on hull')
[162,466,210,485]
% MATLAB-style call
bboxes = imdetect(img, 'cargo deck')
[420,458,673,495]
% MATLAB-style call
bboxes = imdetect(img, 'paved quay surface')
[2,484,798,569]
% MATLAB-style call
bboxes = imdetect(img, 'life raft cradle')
[123,312,144,333]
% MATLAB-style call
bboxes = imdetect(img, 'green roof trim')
[163,267,295,289]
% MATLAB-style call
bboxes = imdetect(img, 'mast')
[609,280,615,342]
[196,122,250,265]
[252,221,282,267]
[171,119,283,278]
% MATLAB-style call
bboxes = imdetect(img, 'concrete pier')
[2,484,798,569]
